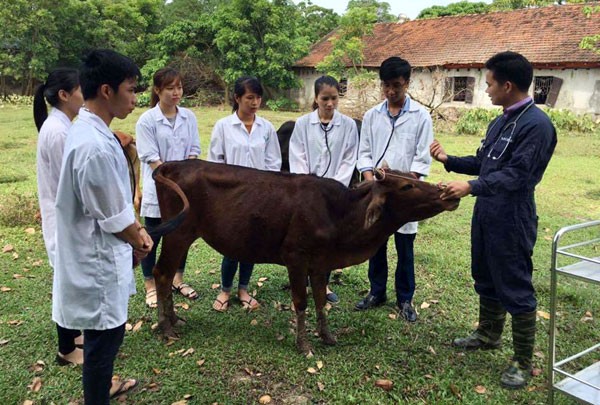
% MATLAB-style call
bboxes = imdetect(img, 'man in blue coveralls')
[430,51,557,389]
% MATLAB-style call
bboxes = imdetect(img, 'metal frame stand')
[548,220,600,404]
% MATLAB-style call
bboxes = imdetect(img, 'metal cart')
[548,220,600,404]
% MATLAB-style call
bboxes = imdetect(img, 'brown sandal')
[145,289,157,308]
[212,298,229,312]
[172,283,198,300]
[110,378,139,399]
[240,296,260,311]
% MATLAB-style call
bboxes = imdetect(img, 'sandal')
[109,378,139,399]
[212,297,229,312]
[145,289,157,308]
[239,296,260,311]
[172,283,198,300]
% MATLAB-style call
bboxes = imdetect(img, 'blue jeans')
[56,323,81,355]
[141,216,188,279]
[221,256,254,292]
[368,232,416,303]
[82,324,125,405]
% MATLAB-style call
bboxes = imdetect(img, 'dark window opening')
[339,78,348,97]
[534,76,554,104]
[452,77,468,101]
[444,76,474,103]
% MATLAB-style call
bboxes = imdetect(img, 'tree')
[579,5,600,54]
[212,0,310,93]
[346,0,395,22]
[417,1,490,19]
[296,1,340,45]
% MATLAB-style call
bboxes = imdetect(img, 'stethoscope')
[480,100,534,160]
[318,121,333,177]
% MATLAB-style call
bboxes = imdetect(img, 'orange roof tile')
[295,4,600,69]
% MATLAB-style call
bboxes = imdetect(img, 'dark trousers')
[221,256,254,291]
[82,324,125,405]
[56,323,81,355]
[368,232,416,303]
[141,216,188,279]
[471,199,537,315]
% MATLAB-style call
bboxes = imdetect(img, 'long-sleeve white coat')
[289,110,358,186]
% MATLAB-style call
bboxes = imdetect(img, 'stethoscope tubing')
[482,100,534,160]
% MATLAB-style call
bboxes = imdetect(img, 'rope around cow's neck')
[375,168,447,191]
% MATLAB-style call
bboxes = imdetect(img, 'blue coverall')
[444,102,557,315]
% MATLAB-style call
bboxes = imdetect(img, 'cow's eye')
[400,184,414,191]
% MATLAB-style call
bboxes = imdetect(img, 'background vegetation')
[0,106,598,404]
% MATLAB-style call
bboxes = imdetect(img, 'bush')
[0,95,34,107]
[136,91,151,108]
[543,108,597,133]
[455,107,499,135]
[266,97,298,112]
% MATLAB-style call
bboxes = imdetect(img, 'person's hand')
[133,228,153,260]
[362,170,374,181]
[440,180,471,200]
[430,140,448,164]
[134,194,142,214]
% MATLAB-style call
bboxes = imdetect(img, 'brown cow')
[151,159,459,353]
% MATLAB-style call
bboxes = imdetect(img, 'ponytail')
[232,76,263,112]
[32,68,80,132]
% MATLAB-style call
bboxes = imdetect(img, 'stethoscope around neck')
[318,120,333,177]
[481,100,534,160]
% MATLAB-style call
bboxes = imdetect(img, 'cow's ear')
[364,193,386,229]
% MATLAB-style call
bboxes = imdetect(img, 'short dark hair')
[485,51,533,93]
[80,49,141,100]
[312,75,340,110]
[232,76,263,112]
[379,57,411,82]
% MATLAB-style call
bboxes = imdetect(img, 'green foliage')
[455,108,500,135]
[543,108,598,133]
[0,95,34,106]
[135,91,151,108]
[296,1,341,45]
[346,0,395,22]
[417,1,490,19]
[579,5,600,54]
[265,97,299,112]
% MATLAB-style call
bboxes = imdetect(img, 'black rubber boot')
[453,297,506,350]
[501,310,536,389]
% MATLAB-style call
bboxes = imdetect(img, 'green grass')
[0,105,598,404]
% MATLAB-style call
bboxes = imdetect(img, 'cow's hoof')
[296,340,313,355]
[320,333,337,346]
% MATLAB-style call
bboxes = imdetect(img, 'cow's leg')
[310,271,337,346]
[155,234,191,338]
[287,265,311,354]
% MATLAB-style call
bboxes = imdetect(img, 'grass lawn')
[0,105,598,404]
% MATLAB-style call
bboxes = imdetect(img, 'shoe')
[500,361,531,389]
[326,291,339,304]
[452,331,502,350]
[355,294,386,310]
[398,301,417,323]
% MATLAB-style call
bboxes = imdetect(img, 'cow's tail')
[147,171,190,239]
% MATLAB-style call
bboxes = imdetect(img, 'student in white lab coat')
[208,76,281,312]
[34,68,85,366]
[288,75,359,303]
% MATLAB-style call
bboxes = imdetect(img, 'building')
[291,4,600,116]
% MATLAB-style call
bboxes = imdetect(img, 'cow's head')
[365,167,459,229]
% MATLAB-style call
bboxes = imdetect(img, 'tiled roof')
[294,4,600,69]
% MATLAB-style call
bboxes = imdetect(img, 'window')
[444,76,475,103]
[339,78,348,98]
[534,76,554,104]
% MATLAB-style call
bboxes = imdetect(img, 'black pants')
[83,324,125,405]
[56,323,81,354]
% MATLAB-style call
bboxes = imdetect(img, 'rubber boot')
[453,297,506,350]
[501,310,536,389]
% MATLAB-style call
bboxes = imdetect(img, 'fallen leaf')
[1,287,12,292]
[12,252,19,260]
[152,368,161,375]
[474,385,486,394]
[375,365,380,370]
[531,368,543,377]
[183,394,193,400]
[306,351,314,359]
[243,367,253,375]
[182,348,195,357]
[0,339,9,346]
[151,323,158,330]
[29,360,46,373]
[3,244,14,253]
[208,269,216,274]
[275,334,285,341]
[544,227,551,232]
[430,299,439,304]
[544,235,552,241]
[132,321,143,332]
[324,303,332,311]
[316,361,323,370]
[28,377,42,392]
[449,383,462,399]
[534,351,545,359]
[424,374,433,379]
[317,382,325,391]
[13,274,24,279]
[8,320,24,326]
[175,303,190,310]
[257,282,264,287]
[307,367,317,374]
[428,346,437,355]
[388,313,397,320]
[537,311,551,320]
[258,277,268,282]
[32,260,43,267]
[374,379,393,391]
[25,228,35,234]
[585,311,593,317]
[259,394,272,404]
[171,401,187,405]
[250,319,258,326]
[125,323,133,331]
[196,359,205,367]
[420,302,430,309]
[211,283,220,290]
[23,401,34,405]
[165,338,178,347]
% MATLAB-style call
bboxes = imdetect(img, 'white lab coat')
[357,97,434,234]
[136,104,201,218]
[52,108,136,330]
[36,108,71,267]
[208,113,281,171]
[289,109,358,186]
